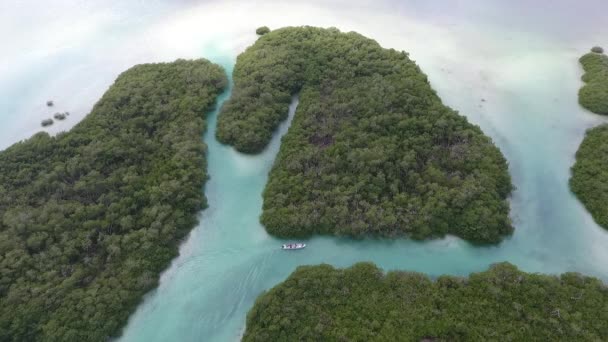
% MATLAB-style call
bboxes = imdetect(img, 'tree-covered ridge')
[217,26,513,243]
[244,262,608,341]
[570,124,608,230]
[579,48,608,114]
[0,59,227,341]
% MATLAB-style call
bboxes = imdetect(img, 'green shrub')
[255,26,270,35]
[41,118,53,127]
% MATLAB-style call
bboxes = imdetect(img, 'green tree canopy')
[0,59,227,341]
[244,262,608,341]
[570,124,608,229]
[578,50,608,114]
[256,26,271,35]
[217,26,513,243]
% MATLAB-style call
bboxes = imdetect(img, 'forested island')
[244,262,608,341]
[217,26,513,243]
[570,124,608,229]
[578,47,608,114]
[0,59,227,341]
[571,48,608,230]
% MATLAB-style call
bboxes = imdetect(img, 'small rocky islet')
[40,99,70,127]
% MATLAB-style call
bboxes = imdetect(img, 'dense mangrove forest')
[0,59,227,341]
[244,262,608,341]
[578,47,608,115]
[570,48,608,230]
[570,123,608,230]
[217,26,513,243]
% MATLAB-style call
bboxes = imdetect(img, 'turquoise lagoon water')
[1,1,608,341]
[119,56,608,342]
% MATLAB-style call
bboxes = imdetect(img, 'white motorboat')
[282,243,306,250]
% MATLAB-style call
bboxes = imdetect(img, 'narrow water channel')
[118,50,608,340]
